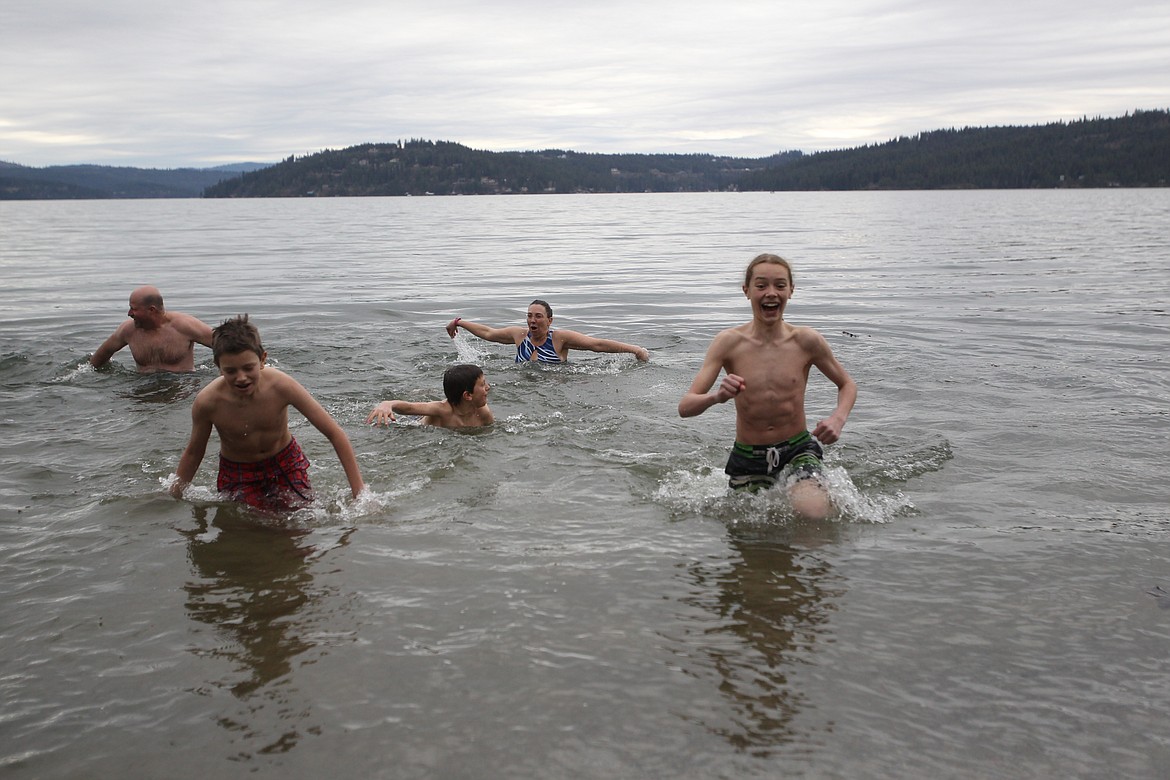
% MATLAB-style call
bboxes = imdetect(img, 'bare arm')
[171,396,214,497]
[366,399,448,426]
[558,330,649,361]
[288,382,365,499]
[807,333,857,445]
[678,332,742,417]
[90,322,131,367]
[446,318,522,345]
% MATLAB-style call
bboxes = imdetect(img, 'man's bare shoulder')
[168,311,212,332]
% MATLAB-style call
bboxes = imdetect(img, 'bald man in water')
[90,286,214,373]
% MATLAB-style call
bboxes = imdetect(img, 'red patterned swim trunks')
[217,437,313,511]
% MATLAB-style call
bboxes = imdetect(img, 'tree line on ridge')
[2,110,1165,200]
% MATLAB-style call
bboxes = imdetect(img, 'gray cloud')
[2,0,1167,167]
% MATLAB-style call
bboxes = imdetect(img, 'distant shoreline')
[3,109,1167,200]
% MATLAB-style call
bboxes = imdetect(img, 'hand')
[634,347,650,362]
[366,402,398,426]
[715,373,745,403]
[811,416,843,445]
[446,317,461,338]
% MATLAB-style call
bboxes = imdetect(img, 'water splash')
[56,360,98,382]
[450,333,491,363]
[159,473,427,527]
[654,463,912,526]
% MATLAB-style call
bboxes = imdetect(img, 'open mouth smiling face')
[744,264,793,318]
[218,350,265,396]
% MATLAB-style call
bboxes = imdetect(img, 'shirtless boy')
[366,364,494,429]
[678,253,857,519]
[90,285,213,372]
[446,299,650,363]
[170,315,365,511]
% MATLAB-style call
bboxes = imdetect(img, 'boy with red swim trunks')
[170,315,364,511]
[678,253,857,520]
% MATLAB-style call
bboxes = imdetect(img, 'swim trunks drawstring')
[766,446,782,470]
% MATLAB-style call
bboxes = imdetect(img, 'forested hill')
[0,162,267,199]
[204,146,798,198]
[204,110,1168,198]
[3,110,1165,199]
[739,109,1170,191]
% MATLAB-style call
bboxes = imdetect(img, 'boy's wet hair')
[443,363,483,405]
[744,253,794,287]
[212,315,264,364]
[530,299,553,317]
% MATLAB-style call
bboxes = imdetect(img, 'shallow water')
[2,190,1169,778]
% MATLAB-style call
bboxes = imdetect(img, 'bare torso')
[202,369,294,462]
[107,311,210,373]
[719,322,814,444]
[426,404,494,428]
[125,322,198,372]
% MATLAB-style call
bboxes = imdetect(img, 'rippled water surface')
[2,190,1169,778]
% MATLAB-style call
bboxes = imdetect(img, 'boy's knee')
[788,480,832,520]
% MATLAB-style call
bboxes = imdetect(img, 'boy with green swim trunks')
[170,315,365,511]
[678,253,857,519]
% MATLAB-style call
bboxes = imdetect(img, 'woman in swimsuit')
[446,299,649,363]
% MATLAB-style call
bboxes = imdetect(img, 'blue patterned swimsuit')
[516,329,562,363]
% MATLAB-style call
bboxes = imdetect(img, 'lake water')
[1,190,1169,778]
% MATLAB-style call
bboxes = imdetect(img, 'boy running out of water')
[366,364,494,429]
[678,253,857,519]
[170,315,365,511]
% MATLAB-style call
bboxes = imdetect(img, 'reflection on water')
[678,518,844,756]
[180,506,350,756]
[119,371,205,405]
[4,192,1166,776]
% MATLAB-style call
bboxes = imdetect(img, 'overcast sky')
[3,0,1168,168]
